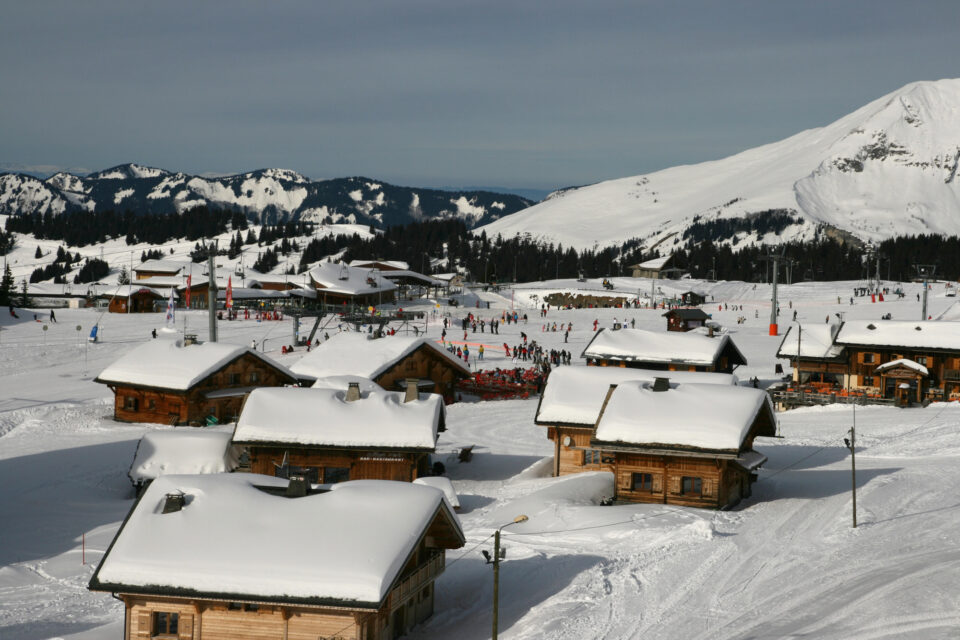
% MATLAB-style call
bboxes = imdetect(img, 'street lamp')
[489,514,528,639]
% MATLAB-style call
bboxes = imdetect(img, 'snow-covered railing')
[387,551,444,609]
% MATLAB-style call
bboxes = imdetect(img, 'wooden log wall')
[248,447,427,482]
[612,453,750,509]
[547,427,615,476]
[376,347,463,403]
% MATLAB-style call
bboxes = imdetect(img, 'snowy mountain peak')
[244,168,310,184]
[480,78,960,250]
[45,172,88,194]
[88,163,170,181]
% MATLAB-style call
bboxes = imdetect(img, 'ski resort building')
[777,321,960,404]
[582,327,747,373]
[95,340,298,425]
[628,254,682,279]
[88,474,465,640]
[590,381,776,509]
[133,259,190,280]
[291,333,471,403]
[536,367,737,477]
[231,383,444,483]
[663,308,711,332]
[308,261,398,308]
[99,285,168,313]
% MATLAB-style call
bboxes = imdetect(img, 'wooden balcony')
[387,552,444,609]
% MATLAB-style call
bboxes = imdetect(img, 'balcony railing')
[387,552,444,609]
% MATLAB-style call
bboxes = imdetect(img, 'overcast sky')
[2,1,959,191]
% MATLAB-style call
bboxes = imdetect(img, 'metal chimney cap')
[652,377,670,392]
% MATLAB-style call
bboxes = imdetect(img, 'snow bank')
[308,261,398,296]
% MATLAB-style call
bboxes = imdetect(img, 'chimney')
[404,378,419,403]
[708,326,715,338]
[346,382,361,402]
[652,377,670,392]
[162,493,185,514]
[286,475,308,498]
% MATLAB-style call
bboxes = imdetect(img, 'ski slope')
[1,276,959,639]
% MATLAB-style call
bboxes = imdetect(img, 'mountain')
[0,164,533,228]
[479,79,960,251]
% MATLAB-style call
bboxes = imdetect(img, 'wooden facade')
[372,346,468,404]
[246,446,432,484]
[104,353,296,426]
[586,352,738,374]
[546,426,614,476]
[663,309,710,332]
[314,285,396,308]
[108,290,165,313]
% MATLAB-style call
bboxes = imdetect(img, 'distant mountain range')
[480,78,960,250]
[0,165,534,228]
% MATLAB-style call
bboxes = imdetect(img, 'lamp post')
[844,404,857,528]
[491,515,528,640]
[793,321,802,396]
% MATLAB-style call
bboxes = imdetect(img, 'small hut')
[232,383,444,483]
[582,327,746,373]
[591,381,776,508]
[88,474,465,640]
[102,285,168,313]
[663,308,711,332]
[95,340,298,425]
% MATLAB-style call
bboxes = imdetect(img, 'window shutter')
[703,480,714,497]
[652,474,663,493]
[178,613,194,639]
[136,612,151,638]
[669,476,681,494]
[619,472,631,491]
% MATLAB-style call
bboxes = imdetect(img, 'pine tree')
[0,263,14,306]
[35,246,43,259]
[19,279,30,308]
[118,266,130,285]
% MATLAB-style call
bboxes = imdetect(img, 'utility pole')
[207,245,218,342]
[490,515,528,640]
[844,404,857,528]
[762,248,784,336]
[914,264,936,321]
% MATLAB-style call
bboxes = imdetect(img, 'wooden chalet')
[134,259,189,280]
[679,290,707,306]
[232,383,443,483]
[349,259,410,272]
[128,430,238,494]
[663,308,711,332]
[308,261,398,307]
[89,474,465,640]
[101,285,168,313]
[629,254,681,279]
[95,340,298,425]
[582,327,746,374]
[535,366,738,477]
[777,321,960,404]
[291,333,471,403]
[590,380,776,508]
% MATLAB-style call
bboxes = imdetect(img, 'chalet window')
[681,476,702,496]
[862,353,875,364]
[917,356,928,366]
[248,370,260,383]
[123,396,138,411]
[631,473,653,492]
[227,603,258,612]
[862,376,875,386]
[228,373,241,385]
[147,398,156,410]
[324,466,350,483]
[276,465,319,484]
[152,611,178,636]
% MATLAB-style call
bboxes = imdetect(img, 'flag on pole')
[185,275,192,308]
[226,276,234,310]
[165,287,176,326]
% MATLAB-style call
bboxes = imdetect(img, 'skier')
[478,344,484,360]
[49,309,56,323]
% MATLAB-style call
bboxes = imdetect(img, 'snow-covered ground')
[1,276,959,639]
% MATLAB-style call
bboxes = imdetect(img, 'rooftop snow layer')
[128,431,238,483]
[349,259,410,270]
[536,366,737,426]
[582,328,745,367]
[291,333,469,380]
[232,386,442,449]
[593,382,773,451]
[413,476,460,510]
[308,261,398,297]
[835,320,960,350]
[777,324,844,359]
[95,339,293,391]
[134,259,191,274]
[91,474,461,604]
[875,358,930,376]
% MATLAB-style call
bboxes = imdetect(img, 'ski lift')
[366,268,379,287]
[338,263,350,281]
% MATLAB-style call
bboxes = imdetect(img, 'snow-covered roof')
[593,382,774,452]
[311,375,383,393]
[349,259,410,271]
[875,358,930,376]
[582,328,746,367]
[131,276,183,288]
[777,324,845,360]
[232,386,442,449]
[95,339,295,391]
[128,431,237,484]
[291,333,470,380]
[96,284,168,299]
[835,320,960,351]
[134,259,190,274]
[635,255,672,270]
[90,474,464,606]
[413,476,460,510]
[216,287,289,300]
[308,261,398,297]
[536,366,737,426]
[379,269,445,287]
